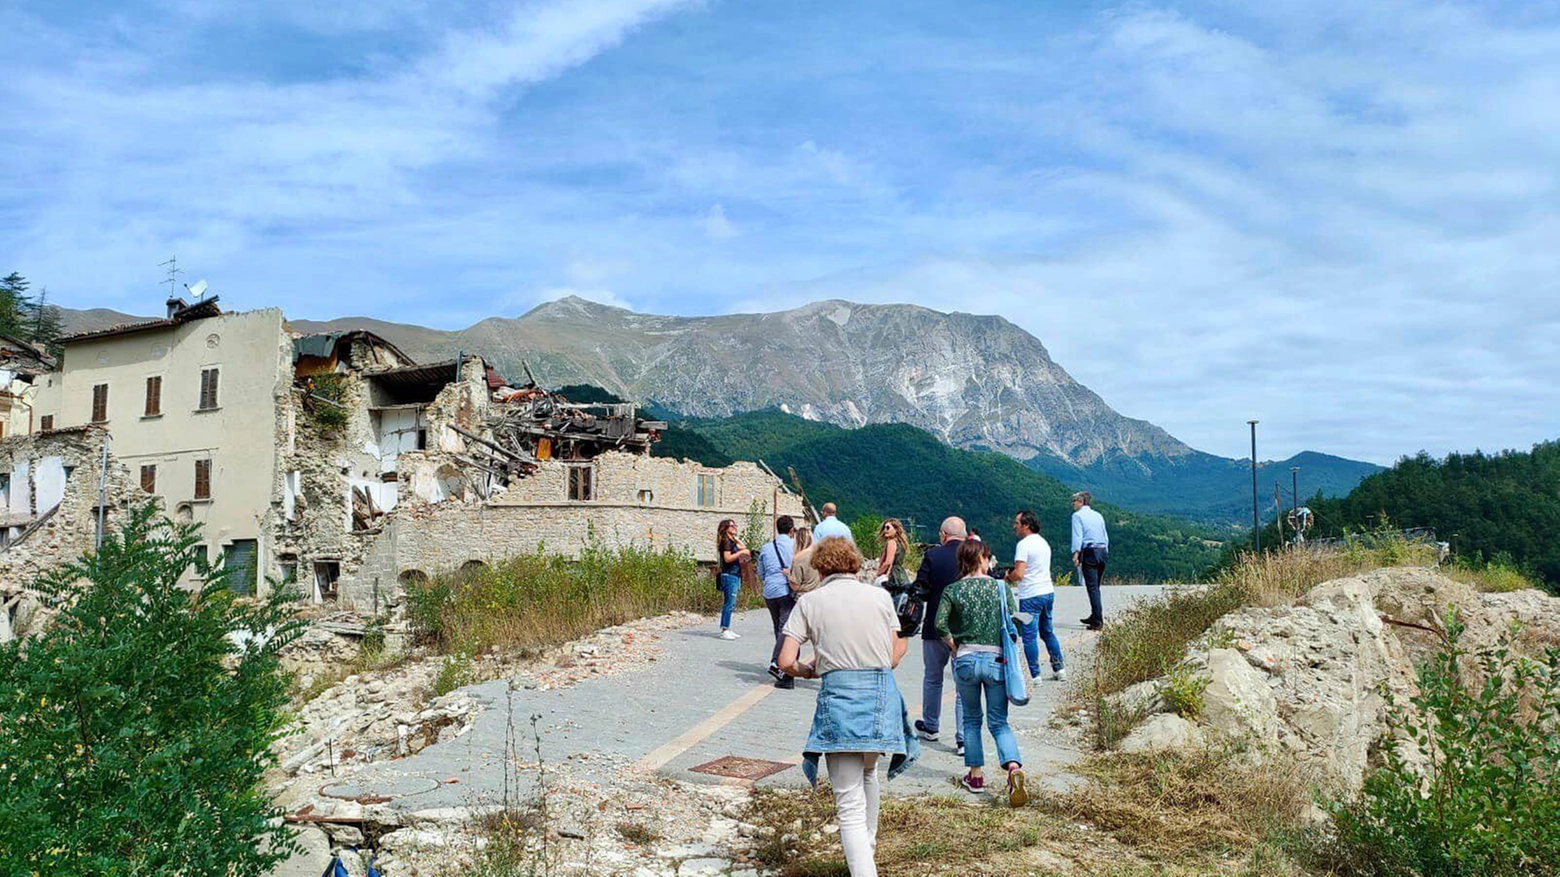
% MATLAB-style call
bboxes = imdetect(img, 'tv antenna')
[159,257,182,297]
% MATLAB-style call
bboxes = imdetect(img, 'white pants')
[826,752,881,877]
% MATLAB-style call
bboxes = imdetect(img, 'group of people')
[711,493,1112,877]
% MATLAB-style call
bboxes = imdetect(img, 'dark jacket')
[913,539,964,640]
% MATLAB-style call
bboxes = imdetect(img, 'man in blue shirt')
[1071,491,1110,631]
[811,502,854,543]
[757,515,798,689]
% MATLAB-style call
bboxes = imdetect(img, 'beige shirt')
[782,573,897,674]
[788,545,822,593]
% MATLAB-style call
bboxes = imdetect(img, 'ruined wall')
[335,452,805,611]
[0,428,143,638]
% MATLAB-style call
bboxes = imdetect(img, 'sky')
[2,0,1557,464]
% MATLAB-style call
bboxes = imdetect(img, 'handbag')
[997,581,1030,706]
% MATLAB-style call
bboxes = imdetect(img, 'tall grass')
[407,542,718,657]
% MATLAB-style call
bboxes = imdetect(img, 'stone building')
[2,294,804,610]
[0,333,54,439]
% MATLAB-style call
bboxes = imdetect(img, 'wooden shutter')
[194,459,211,499]
[39,414,54,431]
[199,369,219,410]
[91,384,108,422]
[144,376,162,416]
[140,465,156,493]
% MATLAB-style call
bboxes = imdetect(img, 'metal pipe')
[1248,420,1260,553]
[96,429,110,553]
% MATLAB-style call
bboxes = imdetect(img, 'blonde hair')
[792,527,814,552]
[880,518,910,561]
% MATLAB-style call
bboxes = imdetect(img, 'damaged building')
[0,295,804,616]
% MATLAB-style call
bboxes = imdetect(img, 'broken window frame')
[140,464,156,494]
[567,465,594,502]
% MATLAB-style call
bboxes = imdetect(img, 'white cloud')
[701,203,738,239]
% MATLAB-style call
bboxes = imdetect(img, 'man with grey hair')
[911,516,967,754]
[1071,491,1110,630]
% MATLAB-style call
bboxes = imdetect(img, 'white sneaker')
[720,630,739,640]
[1052,668,1068,681]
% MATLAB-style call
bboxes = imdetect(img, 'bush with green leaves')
[1324,615,1560,876]
[0,506,304,875]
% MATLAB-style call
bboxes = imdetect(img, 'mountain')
[61,297,1376,521]
[289,296,1190,467]
[1028,449,1383,525]
[651,409,1226,582]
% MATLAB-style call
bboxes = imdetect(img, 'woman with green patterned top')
[932,539,1028,807]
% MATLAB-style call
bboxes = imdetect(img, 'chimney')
[166,297,187,319]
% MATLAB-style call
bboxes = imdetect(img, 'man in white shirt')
[1006,510,1065,680]
[812,502,854,543]
[1071,491,1110,631]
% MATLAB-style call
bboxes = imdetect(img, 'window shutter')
[40,415,54,431]
[194,459,211,499]
[145,376,162,416]
[140,465,156,493]
[199,369,219,410]
[91,384,108,423]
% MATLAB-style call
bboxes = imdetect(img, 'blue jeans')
[919,639,964,742]
[718,573,741,629]
[1018,594,1065,676]
[954,652,1022,770]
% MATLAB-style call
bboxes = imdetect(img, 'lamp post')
[1248,420,1260,553]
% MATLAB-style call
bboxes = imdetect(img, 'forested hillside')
[654,410,1226,582]
[1299,442,1560,590]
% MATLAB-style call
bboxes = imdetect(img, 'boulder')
[269,826,332,877]
[1201,648,1280,747]
[1119,713,1204,753]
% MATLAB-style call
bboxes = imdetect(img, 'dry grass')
[1443,559,1538,594]
[1058,743,1313,859]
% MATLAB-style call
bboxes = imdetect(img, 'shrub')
[433,653,476,697]
[407,540,715,656]
[1322,616,1560,876]
[303,372,350,434]
[0,505,304,875]
[849,513,884,561]
[1090,582,1246,699]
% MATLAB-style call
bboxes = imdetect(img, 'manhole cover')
[689,756,792,781]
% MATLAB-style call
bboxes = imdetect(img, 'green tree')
[0,271,32,338]
[26,285,65,352]
[0,506,304,875]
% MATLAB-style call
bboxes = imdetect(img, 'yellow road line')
[639,683,776,771]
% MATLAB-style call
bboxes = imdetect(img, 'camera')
[879,577,925,638]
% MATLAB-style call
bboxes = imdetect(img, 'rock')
[1119,713,1204,753]
[679,858,732,874]
[337,849,367,877]
[322,823,365,846]
[1201,648,1280,746]
[269,826,332,877]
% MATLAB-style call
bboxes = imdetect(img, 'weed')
[1161,665,1210,719]
[433,653,475,697]
[614,821,658,846]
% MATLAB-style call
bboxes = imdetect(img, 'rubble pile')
[1110,567,1560,796]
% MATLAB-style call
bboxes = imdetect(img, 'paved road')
[323,585,1165,812]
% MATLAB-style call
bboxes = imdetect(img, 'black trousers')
[766,594,797,672]
[1079,546,1108,624]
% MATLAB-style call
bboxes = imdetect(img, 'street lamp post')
[1249,420,1260,553]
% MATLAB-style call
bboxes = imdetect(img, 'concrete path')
[322,585,1165,812]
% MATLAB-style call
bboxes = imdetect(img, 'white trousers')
[826,752,881,877]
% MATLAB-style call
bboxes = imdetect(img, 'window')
[638,489,655,505]
[194,459,212,500]
[696,473,717,508]
[140,464,156,494]
[144,376,162,416]
[91,384,108,423]
[568,465,594,501]
[39,415,53,431]
[198,368,219,410]
[224,539,257,596]
[313,561,341,602]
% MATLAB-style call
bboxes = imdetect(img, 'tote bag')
[997,583,1030,706]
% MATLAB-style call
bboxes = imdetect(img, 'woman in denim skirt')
[778,537,919,877]
[932,539,1029,807]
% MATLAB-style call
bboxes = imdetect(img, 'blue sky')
[3,0,1557,463]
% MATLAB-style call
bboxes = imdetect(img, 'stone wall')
[0,428,142,639]
[335,452,806,612]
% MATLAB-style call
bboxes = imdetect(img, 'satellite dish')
[186,279,209,298]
